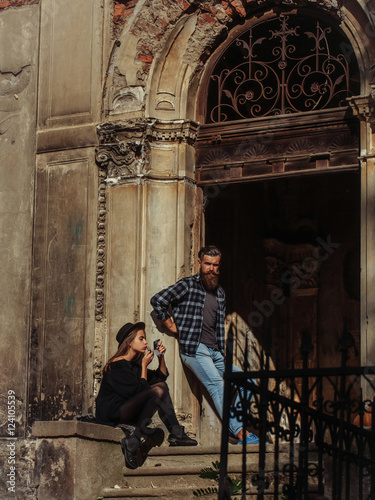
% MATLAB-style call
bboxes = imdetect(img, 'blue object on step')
[237,433,260,445]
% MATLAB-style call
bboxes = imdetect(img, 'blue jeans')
[180,343,244,437]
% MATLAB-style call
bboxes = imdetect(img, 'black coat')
[95,359,168,426]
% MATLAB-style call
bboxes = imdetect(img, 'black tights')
[119,382,180,436]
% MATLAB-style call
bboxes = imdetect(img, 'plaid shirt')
[150,273,226,356]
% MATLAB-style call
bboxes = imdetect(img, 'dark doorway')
[203,171,360,370]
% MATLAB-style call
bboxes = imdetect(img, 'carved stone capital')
[347,94,375,122]
[96,119,199,183]
[96,120,149,182]
[96,141,144,178]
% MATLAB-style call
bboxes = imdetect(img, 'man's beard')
[200,271,220,292]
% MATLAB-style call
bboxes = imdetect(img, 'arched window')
[204,14,360,123]
[196,11,360,183]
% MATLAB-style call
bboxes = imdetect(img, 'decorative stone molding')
[145,119,199,145]
[348,94,375,154]
[198,131,358,165]
[95,166,106,322]
[347,94,375,123]
[110,86,145,114]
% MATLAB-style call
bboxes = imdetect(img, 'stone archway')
[193,8,364,377]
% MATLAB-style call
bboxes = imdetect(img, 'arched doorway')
[195,9,361,371]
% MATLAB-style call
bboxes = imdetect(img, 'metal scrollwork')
[219,322,375,499]
[206,14,359,123]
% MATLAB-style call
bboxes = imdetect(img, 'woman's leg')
[120,382,197,448]
[119,382,178,432]
[119,384,171,469]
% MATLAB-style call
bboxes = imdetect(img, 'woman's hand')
[155,340,166,357]
[142,348,154,367]
[156,341,168,376]
[140,347,154,380]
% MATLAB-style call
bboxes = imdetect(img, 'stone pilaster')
[94,119,200,431]
[348,94,375,393]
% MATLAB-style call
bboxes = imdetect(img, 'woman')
[95,321,197,469]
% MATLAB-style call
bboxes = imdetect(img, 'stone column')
[95,118,201,429]
[348,94,375,395]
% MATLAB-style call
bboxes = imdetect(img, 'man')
[150,245,259,445]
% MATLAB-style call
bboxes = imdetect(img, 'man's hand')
[163,318,178,335]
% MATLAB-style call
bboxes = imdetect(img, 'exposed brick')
[204,4,229,22]
[228,0,246,17]
[113,0,138,36]
[175,0,191,10]
[137,53,153,64]
[155,17,168,30]
[198,12,217,26]
[220,0,236,18]
[0,0,39,8]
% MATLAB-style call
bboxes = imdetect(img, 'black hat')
[116,322,145,346]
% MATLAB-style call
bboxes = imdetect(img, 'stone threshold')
[31,420,275,454]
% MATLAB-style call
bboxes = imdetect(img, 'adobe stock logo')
[248,235,341,328]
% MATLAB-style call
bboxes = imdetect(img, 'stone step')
[100,486,270,499]
[99,443,285,499]
[31,421,301,500]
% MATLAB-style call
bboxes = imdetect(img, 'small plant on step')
[193,460,245,498]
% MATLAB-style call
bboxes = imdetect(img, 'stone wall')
[0,4,39,499]
[0,4,39,436]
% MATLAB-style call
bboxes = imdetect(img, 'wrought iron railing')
[219,326,375,499]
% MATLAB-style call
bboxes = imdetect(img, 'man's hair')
[198,245,222,261]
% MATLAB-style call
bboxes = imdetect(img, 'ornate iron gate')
[219,326,375,499]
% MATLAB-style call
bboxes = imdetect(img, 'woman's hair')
[103,326,145,374]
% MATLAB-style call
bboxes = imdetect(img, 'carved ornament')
[96,119,200,183]
[145,119,199,145]
[347,94,375,123]
[264,238,321,290]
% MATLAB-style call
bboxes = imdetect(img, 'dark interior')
[204,170,361,370]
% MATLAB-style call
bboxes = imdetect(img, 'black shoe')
[142,427,165,449]
[121,435,140,470]
[168,427,198,446]
[138,427,165,466]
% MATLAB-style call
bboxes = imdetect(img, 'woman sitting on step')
[95,321,197,469]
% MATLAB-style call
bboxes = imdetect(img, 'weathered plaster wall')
[106,0,375,121]
[29,0,103,424]
[0,4,40,499]
[0,5,39,435]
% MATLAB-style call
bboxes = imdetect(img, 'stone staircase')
[31,420,281,500]
[99,443,277,500]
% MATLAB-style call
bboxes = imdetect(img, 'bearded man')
[150,245,259,445]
